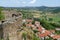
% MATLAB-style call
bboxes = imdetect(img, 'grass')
[0,39,3,40]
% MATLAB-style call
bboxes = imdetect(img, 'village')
[23,18,60,40]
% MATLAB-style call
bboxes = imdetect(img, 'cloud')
[21,0,36,4]
[22,1,26,4]
[29,0,36,4]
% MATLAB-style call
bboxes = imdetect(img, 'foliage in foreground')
[0,7,5,20]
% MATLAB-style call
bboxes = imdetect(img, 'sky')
[0,0,60,7]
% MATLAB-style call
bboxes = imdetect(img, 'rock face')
[2,10,22,20]
[0,24,3,39]
[3,17,22,40]
[0,10,22,40]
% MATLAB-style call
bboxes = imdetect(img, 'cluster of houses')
[23,18,60,40]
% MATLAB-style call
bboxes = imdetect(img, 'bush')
[22,32,27,40]
[50,22,60,28]
[32,34,40,40]
[0,7,5,20]
[55,30,60,34]
[0,13,5,20]
[49,18,53,21]
[45,37,53,40]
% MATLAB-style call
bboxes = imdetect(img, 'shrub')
[50,22,60,28]
[0,13,5,20]
[32,34,40,40]
[0,7,5,20]
[55,30,60,34]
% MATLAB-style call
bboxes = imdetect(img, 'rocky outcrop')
[3,16,22,40]
[0,10,22,40]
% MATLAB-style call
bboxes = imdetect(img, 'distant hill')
[2,6,60,13]
[38,6,60,13]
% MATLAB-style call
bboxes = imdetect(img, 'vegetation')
[0,7,5,20]
[45,37,53,40]
[55,30,60,34]
[50,22,60,28]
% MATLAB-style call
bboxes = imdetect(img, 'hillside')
[0,6,60,40]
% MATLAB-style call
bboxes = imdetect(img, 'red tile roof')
[45,30,51,35]
[26,19,33,22]
[38,33,48,37]
[38,30,51,37]
[52,35,60,39]
[38,27,43,32]
[49,30,55,33]
[35,21,40,24]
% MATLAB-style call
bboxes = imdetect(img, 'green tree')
[0,7,5,20]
